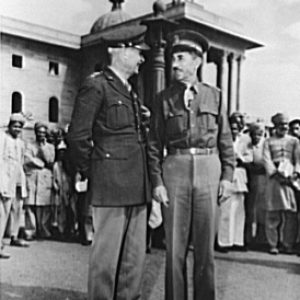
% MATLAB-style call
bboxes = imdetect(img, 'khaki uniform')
[148,81,234,300]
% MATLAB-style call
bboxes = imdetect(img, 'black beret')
[168,29,209,56]
[289,119,300,127]
[101,24,149,50]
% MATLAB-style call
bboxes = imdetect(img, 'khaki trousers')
[162,154,221,300]
[88,205,146,300]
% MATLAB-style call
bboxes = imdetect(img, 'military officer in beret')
[147,30,234,300]
[67,25,151,300]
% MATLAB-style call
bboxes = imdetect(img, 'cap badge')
[173,34,180,44]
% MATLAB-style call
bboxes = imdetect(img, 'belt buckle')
[206,148,210,155]
[190,148,197,155]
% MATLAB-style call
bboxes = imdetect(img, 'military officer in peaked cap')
[67,24,151,300]
[147,29,234,300]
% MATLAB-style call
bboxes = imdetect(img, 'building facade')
[0,0,262,138]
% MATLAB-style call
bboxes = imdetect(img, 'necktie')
[184,85,195,110]
[124,81,132,93]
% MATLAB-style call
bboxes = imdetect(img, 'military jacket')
[67,68,150,207]
[148,81,234,187]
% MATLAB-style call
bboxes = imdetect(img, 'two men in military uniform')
[68,24,234,300]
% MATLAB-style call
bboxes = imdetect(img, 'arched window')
[11,92,22,113]
[49,97,59,123]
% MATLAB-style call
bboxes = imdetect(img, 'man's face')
[276,122,289,137]
[171,51,201,84]
[35,127,47,142]
[290,123,300,138]
[8,122,22,138]
[230,122,240,140]
[250,130,264,145]
[123,47,145,76]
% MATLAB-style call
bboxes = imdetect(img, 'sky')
[2,0,300,123]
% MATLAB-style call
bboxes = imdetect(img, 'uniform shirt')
[148,80,234,187]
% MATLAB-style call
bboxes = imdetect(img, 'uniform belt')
[168,147,218,155]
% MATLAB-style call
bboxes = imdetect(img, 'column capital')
[236,54,246,62]
[227,52,246,62]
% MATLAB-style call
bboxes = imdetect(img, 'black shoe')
[215,245,229,253]
[0,251,10,259]
[10,238,29,247]
[81,239,92,246]
[232,245,248,252]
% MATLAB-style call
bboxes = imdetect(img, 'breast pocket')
[106,100,132,129]
[165,111,185,137]
[198,106,219,133]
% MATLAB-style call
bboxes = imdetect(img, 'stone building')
[0,0,262,138]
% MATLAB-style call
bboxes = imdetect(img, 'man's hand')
[141,105,151,120]
[218,180,232,205]
[272,171,289,185]
[153,185,169,207]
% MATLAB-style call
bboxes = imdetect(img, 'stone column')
[216,50,229,115]
[236,55,244,112]
[142,2,176,108]
[227,53,238,115]
[151,38,167,99]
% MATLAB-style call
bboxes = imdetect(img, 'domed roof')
[90,0,132,34]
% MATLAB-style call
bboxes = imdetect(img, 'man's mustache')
[173,67,182,72]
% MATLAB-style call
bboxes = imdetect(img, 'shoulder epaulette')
[202,82,221,92]
[89,71,103,79]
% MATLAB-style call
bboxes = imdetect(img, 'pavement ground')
[1,239,300,300]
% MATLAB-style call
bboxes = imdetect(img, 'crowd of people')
[0,116,93,259]
[2,25,300,300]
[2,112,299,255]
[216,112,300,256]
